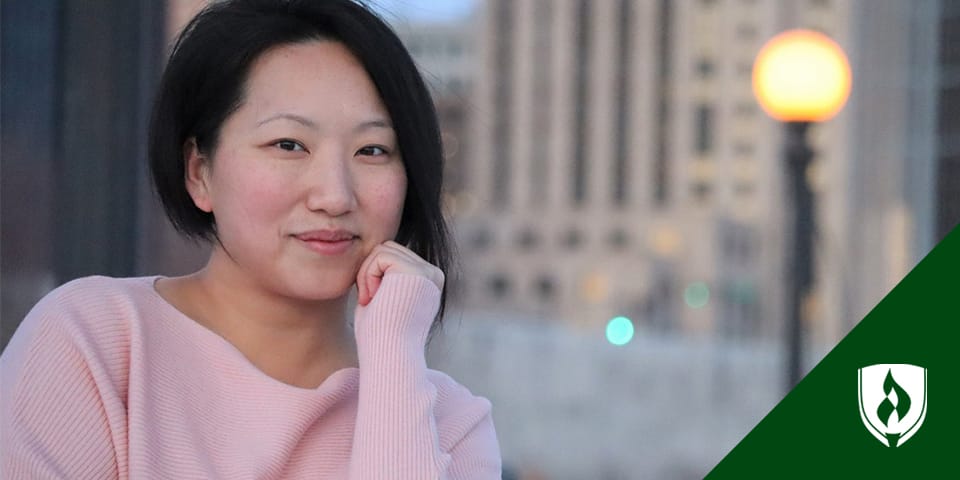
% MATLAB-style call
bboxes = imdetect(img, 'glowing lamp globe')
[752,29,852,122]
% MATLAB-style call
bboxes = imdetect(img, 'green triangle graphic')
[706,226,960,478]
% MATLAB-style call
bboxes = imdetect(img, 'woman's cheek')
[240,180,290,220]
[219,168,294,244]
[374,173,407,235]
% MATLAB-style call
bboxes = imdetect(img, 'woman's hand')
[356,240,444,306]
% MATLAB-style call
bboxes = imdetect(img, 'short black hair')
[149,0,454,324]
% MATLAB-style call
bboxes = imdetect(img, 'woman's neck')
[160,250,359,389]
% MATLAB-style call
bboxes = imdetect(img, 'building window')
[645,269,675,332]
[531,0,554,208]
[608,229,630,249]
[695,104,714,154]
[721,222,756,263]
[572,0,592,207]
[516,228,540,250]
[654,0,673,207]
[613,0,633,207]
[720,278,759,338]
[535,275,556,301]
[696,58,715,78]
[470,228,492,251]
[692,181,712,201]
[941,84,960,132]
[942,14,960,64]
[489,274,511,299]
[492,0,514,210]
[562,228,584,249]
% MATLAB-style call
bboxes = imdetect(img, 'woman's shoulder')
[8,275,158,352]
[2,276,159,404]
[35,274,156,310]
[28,275,156,321]
[47,274,155,298]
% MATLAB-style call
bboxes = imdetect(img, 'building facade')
[453,0,943,349]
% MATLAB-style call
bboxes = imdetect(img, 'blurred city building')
[938,1,960,240]
[390,16,477,198]
[448,0,945,351]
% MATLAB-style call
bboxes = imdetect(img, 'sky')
[367,0,477,24]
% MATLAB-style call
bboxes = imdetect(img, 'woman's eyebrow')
[255,114,391,133]
[354,119,393,133]
[256,113,317,128]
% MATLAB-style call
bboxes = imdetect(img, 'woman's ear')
[184,138,213,213]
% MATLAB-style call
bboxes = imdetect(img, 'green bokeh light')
[606,316,634,346]
[684,281,710,308]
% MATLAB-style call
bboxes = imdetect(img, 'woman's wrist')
[353,272,440,352]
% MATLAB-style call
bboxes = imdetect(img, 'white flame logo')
[858,364,927,447]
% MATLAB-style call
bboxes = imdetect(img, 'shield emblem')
[857,364,927,447]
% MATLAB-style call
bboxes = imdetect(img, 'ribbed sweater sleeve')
[348,273,501,479]
[1,282,124,480]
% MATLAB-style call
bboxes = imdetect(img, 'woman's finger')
[355,240,443,305]
[357,244,397,305]
[380,241,444,289]
[355,244,380,305]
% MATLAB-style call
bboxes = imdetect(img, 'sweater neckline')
[139,275,360,396]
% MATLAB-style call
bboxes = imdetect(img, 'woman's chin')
[298,285,354,303]
[273,273,352,302]
[279,264,360,300]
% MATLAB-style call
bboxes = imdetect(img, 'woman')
[0,0,501,478]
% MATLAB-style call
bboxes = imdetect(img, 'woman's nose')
[304,149,356,216]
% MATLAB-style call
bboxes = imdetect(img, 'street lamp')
[752,29,851,390]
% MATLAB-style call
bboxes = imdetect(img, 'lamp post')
[752,29,851,390]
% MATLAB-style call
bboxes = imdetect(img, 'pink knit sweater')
[0,274,501,479]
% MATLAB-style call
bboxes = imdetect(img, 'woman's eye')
[357,145,388,157]
[274,140,306,152]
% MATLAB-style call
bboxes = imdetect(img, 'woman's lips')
[296,237,357,255]
[293,230,359,256]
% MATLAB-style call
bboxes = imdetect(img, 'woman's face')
[186,40,407,301]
